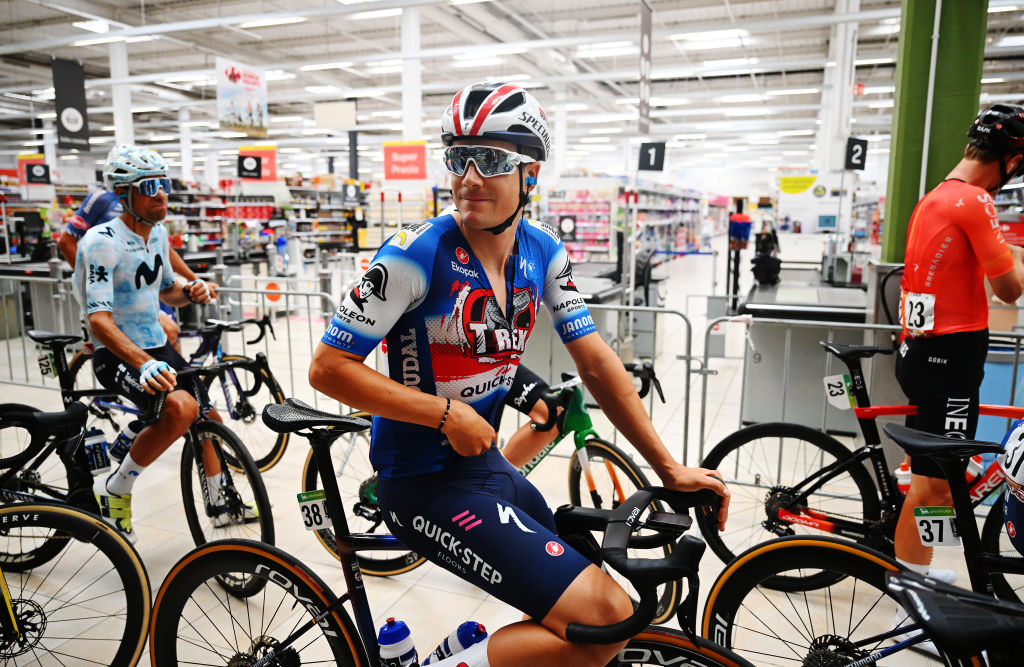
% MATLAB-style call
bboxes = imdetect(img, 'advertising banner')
[383,142,427,180]
[239,145,276,181]
[639,0,652,135]
[216,57,268,139]
[17,154,46,186]
[52,58,90,150]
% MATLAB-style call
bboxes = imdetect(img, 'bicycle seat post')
[934,455,990,592]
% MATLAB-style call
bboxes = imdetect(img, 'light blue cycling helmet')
[999,420,1024,555]
[103,144,167,190]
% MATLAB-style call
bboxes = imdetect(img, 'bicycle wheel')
[180,421,275,586]
[0,502,150,666]
[301,412,426,576]
[0,403,75,507]
[981,492,1024,603]
[150,539,365,666]
[616,628,755,666]
[702,536,918,666]
[695,422,882,591]
[204,355,287,472]
[568,437,681,625]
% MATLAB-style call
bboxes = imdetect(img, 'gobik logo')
[413,515,502,584]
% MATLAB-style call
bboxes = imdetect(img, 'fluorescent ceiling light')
[590,127,623,134]
[306,85,343,95]
[703,57,759,68]
[266,70,296,81]
[450,0,497,5]
[576,113,636,124]
[784,150,810,156]
[452,57,505,68]
[765,88,820,96]
[271,116,304,123]
[147,134,178,141]
[453,46,527,59]
[370,110,402,118]
[722,146,748,152]
[580,137,611,143]
[301,61,355,71]
[575,46,638,59]
[562,103,589,111]
[615,97,639,105]
[997,35,1024,47]
[219,132,249,138]
[990,5,1021,12]
[162,74,214,83]
[73,19,110,33]
[162,152,181,157]
[72,35,124,46]
[364,65,405,74]
[982,77,1006,84]
[750,139,780,145]
[238,17,307,29]
[862,85,896,94]
[778,129,814,136]
[718,93,765,104]
[724,108,773,117]
[674,133,706,140]
[183,120,216,127]
[485,74,531,83]
[279,147,305,153]
[869,100,894,108]
[352,8,403,20]
[59,154,79,160]
[37,112,57,119]
[854,57,895,65]
[132,106,160,113]
[651,96,690,107]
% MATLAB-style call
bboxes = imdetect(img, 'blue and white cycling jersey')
[320,214,597,479]
[65,188,122,240]
[73,218,175,351]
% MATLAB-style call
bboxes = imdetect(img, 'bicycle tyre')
[567,437,681,626]
[204,354,288,472]
[981,491,1024,604]
[701,536,930,666]
[0,403,46,473]
[180,420,275,594]
[150,539,366,666]
[616,628,755,666]
[0,502,150,666]
[301,411,427,576]
[695,422,882,591]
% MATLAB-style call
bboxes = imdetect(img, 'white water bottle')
[109,420,143,463]
[422,621,487,664]
[82,427,111,474]
[377,617,417,667]
[895,462,911,496]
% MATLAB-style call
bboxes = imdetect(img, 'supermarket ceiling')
[1,0,1023,177]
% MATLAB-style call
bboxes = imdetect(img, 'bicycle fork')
[0,568,19,640]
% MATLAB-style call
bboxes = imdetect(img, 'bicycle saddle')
[28,330,83,346]
[887,571,1024,657]
[883,423,1003,459]
[262,399,370,434]
[819,341,893,360]
[2,401,87,431]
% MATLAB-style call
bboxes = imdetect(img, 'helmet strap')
[482,164,529,236]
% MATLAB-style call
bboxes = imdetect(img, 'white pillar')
[815,0,859,173]
[108,41,134,145]
[401,8,422,142]
[179,108,193,183]
[42,119,57,171]
[551,91,567,188]
[205,149,219,191]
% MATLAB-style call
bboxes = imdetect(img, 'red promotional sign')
[383,142,427,180]
[239,145,276,181]
[853,82,865,97]
[17,154,45,186]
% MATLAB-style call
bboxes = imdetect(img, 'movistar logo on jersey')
[135,254,164,288]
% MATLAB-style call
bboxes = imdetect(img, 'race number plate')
[914,506,959,547]
[823,374,855,410]
[37,353,55,378]
[901,292,936,334]
[297,489,333,531]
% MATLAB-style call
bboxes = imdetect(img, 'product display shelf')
[618,185,704,263]
[995,187,1024,245]
[288,185,369,251]
[169,191,275,252]
[547,197,613,262]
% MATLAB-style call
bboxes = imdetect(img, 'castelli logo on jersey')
[545,541,564,557]
[1009,521,1017,539]
[456,247,469,264]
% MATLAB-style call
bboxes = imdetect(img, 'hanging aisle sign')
[216,57,268,139]
[638,0,653,135]
[52,58,90,151]
[638,142,665,171]
[845,137,868,170]
[239,146,276,181]
[16,154,46,186]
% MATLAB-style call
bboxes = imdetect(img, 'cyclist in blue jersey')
[72,145,241,543]
[311,82,729,667]
[58,158,216,352]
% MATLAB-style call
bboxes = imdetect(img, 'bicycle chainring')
[0,598,46,658]
[803,633,868,667]
[763,486,799,536]
[352,476,382,526]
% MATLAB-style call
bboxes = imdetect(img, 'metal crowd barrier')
[0,273,77,389]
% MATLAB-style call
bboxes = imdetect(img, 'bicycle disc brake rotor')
[0,598,47,658]
[228,635,300,667]
[763,486,799,536]
[803,633,868,667]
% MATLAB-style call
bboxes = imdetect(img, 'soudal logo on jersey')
[462,286,535,357]
[456,247,470,264]
[135,254,164,288]
[350,263,388,312]
[556,257,578,293]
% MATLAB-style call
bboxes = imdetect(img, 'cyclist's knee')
[528,398,549,424]
[545,566,632,662]
[908,474,954,504]
[161,390,199,427]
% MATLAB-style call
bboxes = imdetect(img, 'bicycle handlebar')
[623,361,664,403]
[201,314,276,345]
[563,483,722,644]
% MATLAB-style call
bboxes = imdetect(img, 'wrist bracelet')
[437,397,451,431]
[182,282,193,303]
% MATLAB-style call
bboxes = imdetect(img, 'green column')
[881,0,989,263]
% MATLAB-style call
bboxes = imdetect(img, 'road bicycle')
[299,363,681,623]
[148,400,755,667]
[700,422,1024,666]
[28,329,275,581]
[695,340,1020,592]
[68,314,288,472]
[0,403,151,666]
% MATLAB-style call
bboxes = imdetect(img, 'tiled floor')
[2,232,955,665]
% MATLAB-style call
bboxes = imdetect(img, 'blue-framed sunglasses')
[443,145,535,178]
[134,177,171,197]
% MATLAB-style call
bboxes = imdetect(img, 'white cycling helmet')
[441,82,550,161]
[103,144,167,190]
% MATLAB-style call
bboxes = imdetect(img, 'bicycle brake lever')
[652,376,665,403]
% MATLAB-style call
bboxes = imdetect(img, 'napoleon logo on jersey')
[135,255,164,288]
[556,257,578,293]
[350,263,388,312]
[461,286,535,358]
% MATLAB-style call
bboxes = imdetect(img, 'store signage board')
[239,145,276,181]
[315,101,357,129]
[383,142,427,180]
[342,182,362,207]
[779,175,817,194]
[238,155,262,179]
[52,58,90,151]
[638,0,652,135]
[26,164,51,185]
[16,154,45,186]
[558,215,577,242]
[638,142,666,171]
[845,138,868,170]
[216,57,269,139]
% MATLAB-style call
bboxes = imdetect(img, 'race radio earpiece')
[525,175,537,190]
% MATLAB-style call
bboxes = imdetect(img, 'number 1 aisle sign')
[638,142,666,171]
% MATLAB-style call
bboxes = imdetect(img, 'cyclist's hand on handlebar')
[139,359,177,394]
[183,279,215,305]
[659,464,730,531]
[441,399,496,457]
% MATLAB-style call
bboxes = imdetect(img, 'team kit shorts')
[93,343,210,417]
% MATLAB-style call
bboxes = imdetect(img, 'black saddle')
[262,399,370,434]
[887,571,1024,657]
[819,341,893,361]
[883,423,1003,459]
[28,330,83,347]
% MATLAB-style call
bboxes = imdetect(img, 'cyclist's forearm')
[87,312,155,369]
[57,233,78,267]
[169,248,197,282]
[160,282,191,307]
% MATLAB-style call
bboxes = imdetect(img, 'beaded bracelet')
[437,397,451,431]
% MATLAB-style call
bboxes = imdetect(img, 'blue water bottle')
[377,617,417,667]
[422,621,487,664]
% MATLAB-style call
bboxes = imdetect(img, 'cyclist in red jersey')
[894,105,1024,619]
